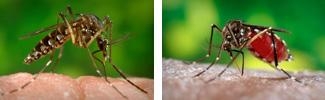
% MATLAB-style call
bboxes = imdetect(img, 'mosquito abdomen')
[24,27,69,64]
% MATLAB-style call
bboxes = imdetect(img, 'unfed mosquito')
[192,20,301,83]
[1,6,147,98]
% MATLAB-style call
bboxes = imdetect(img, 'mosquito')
[1,6,147,98]
[192,20,300,82]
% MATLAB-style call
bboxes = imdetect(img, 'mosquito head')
[227,20,243,34]
[88,15,104,29]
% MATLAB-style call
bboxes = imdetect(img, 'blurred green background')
[163,0,325,72]
[0,0,153,78]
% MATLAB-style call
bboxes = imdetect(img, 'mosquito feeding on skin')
[192,20,301,83]
[0,6,147,98]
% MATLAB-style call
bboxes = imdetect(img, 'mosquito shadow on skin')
[249,76,306,82]
[251,76,289,81]
[182,61,192,65]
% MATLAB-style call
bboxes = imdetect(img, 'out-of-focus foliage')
[0,0,153,78]
[163,0,325,72]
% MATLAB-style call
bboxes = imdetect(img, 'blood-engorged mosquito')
[192,20,301,83]
[0,6,147,98]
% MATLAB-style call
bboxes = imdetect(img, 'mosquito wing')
[242,23,290,33]
[19,24,58,40]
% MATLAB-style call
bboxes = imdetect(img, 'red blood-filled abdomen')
[247,31,289,63]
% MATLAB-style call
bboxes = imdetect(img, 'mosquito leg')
[203,49,244,82]
[90,49,128,99]
[269,30,301,83]
[203,50,231,82]
[1,50,56,96]
[192,24,224,77]
[103,16,113,63]
[191,24,222,64]
[59,12,76,44]
[109,62,148,94]
[193,39,224,77]
[228,50,245,76]
[217,50,240,77]
[49,47,64,72]
[226,25,240,46]
[101,16,148,94]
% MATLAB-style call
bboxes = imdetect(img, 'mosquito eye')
[232,27,239,33]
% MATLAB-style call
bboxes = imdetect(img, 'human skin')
[0,73,153,100]
[163,59,325,100]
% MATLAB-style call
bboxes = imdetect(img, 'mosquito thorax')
[222,20,249,49]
